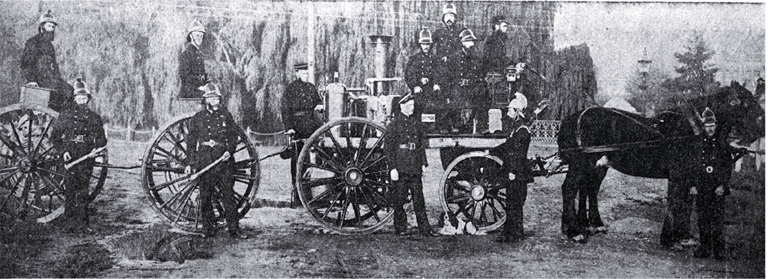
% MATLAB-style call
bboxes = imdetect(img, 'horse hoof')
[571,234,588,243]
[595,226,607,234]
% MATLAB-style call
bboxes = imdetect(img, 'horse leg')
[562,167,588,243]
[586,166,609,234]
[577,189,589,234]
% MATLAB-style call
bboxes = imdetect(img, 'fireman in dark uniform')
[447,29,489,134]
[490,64,529,114]
[385,94,437,237]
[432,3,464,62]
[21,10,74,112]
[405,29,445,133]
[184,82,247,239]
[692,108,742,260]
[50,78,107,233]
[492,93,532,243]
[483,16,510,75]
[281,62,324,207]
[179,20,208,98]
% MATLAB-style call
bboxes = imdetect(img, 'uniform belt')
[69,135,89,143]
[398,143,417,150]
[199,139,219,147]
[293,111,311,116]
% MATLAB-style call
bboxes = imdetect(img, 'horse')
[556,81,764,243]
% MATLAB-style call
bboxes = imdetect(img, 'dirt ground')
[2,140,764,278]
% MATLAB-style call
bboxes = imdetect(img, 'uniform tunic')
[281,79,323,140]
[695,135,735,257]
[186,107,240,233]
[447,46,489,132]
[490,116,531,241]
[405,50,445,122]
[384,112,431,234]
[432,25,464,61]
[21,32,73,111]
[179,44,207,98]
[483,30,508,74]
[50,105,107,227]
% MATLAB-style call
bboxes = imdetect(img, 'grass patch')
[53,241,114,278]
[0,221,51,277]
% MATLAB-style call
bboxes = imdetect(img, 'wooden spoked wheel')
[141,115,260,233]
[0,104,108,223]
[296,117,393,235]
[439,151,506,232]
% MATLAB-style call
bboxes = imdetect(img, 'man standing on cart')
[21,10,74,112]
[385,94,437,237]
[490,63,528,115]
[405,29,445,133]
[281,62,324,208]
[483,16,510,75]
[432,3,464,63]
[492,93,532,243]
[50,79,107,234]
[179,20,208,98]
[447,29,489,134]
[184,82,247,239]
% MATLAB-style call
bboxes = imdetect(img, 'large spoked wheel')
[296,117,393,235]
[439,151,506,232]
[141,115,260,233]
[0,104,108,223]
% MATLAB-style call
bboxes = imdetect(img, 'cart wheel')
[296,117,393,235]
[0,104,108,223]
[439,151,506,232]
[141,115,260,233]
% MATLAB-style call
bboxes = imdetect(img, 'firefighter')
[50,78,107,233]
[21,10,74,112]
[692,108,743,260]
[184,82,247,239]
[385,94,437,237]
[405,29,445,133]
[483,15,510,75]
[490,63,528,115]
[432,3,465,62]
[280,62,324,208]
[446,29,489,134]
[179,20,208,98]
[492,93,532,243]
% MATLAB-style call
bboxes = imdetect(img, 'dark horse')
[557,81,764,242]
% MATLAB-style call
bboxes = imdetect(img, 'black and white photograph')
[0,1,763,277]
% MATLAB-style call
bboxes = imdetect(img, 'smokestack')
[368,35,393,95]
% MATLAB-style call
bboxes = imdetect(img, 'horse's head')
[710,81,764,144]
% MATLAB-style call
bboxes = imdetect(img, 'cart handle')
[64,146,106,170]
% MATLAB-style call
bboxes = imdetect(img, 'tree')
[665,31,719,100]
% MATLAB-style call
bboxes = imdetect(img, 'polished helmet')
[442,3,457,17]
[508,93,528,110]
[39,10,57,26]
[459,29,477,42]
[491,15,508,26]
[188,19,205,35]
[701,107,716,126]
[418,29,433,44]
[73,78,91,98]
[199,82,222,98]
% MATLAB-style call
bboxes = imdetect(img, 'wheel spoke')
[360,155,387,172]
[320,191,345,220]
[354,123,369,164]
[447,195,470,204]
[301,176,343,188]
[158,182,195,210]
[323,130,348,161]
[9,119,27,157]
[337,198,350,227]
[310,143,346,170]
[32,116,53,156]
[308,183,341,205]
[359,188,382,223]
[360,132,386,166]
[303,162,342,175]
[351,189,362,227]
[163,130,187,155]
[153,146,185,164]
[345,122,354,162]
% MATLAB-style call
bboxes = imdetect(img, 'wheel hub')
[344,168,364,186]
[19,158,33,173]
[470,185,486,201]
